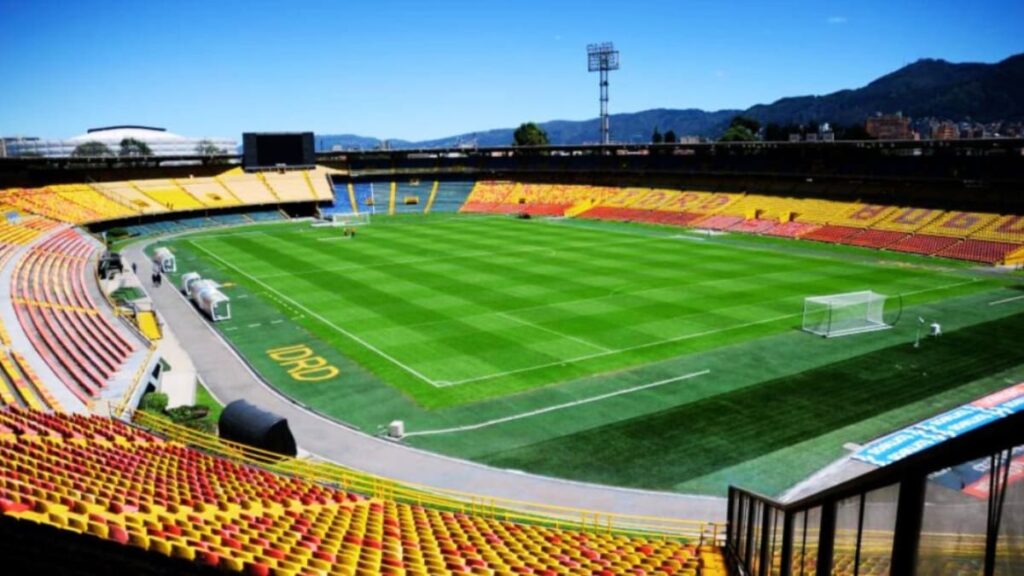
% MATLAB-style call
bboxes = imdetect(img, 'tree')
[663,130,678,144]
[512,122,549,147]
[71,141,114,157]
[119,137,153,158]
[194,139,225,156]
[651,128,663,144]
[719,125,757,142]
[729,115,761,134]
[719,116,761,142]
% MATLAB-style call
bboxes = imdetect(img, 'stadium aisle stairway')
[92,182,169,215]
[175,177,241,208]
[133,179,206,211]
[0,408,725,575]
[325,183,356,215]
[262,171,320,203]
[50,184,139,220]
[11,229,137,403]
[218,172,281,205]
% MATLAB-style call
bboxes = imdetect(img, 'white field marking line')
[317,236,352,242]
[496,312,611,352]
[438,277,983,387]
[189,240,443,387]
[396,263,839,333]
[989,294,1024,306]
[438,312,799,387]
[240,236,653,280]
[405,369,710,437]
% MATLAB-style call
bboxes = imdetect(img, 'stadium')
[2,3,1024,575]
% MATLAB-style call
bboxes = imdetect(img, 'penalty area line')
[403,369,710,438]
[989,294,1024,306]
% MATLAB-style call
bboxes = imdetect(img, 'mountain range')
[317,53,1024,149]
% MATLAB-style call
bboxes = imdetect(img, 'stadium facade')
[0,125,236,158]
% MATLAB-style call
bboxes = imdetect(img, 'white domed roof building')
[3,126,237,158]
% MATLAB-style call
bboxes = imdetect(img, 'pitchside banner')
[854,382,1024,467]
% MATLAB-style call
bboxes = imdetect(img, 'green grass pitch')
[159,214,1024,495]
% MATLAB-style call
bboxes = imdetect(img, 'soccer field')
[160,214,1024,494]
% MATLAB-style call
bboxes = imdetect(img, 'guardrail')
[131,410,724,545]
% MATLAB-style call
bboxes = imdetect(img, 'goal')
[802,290,892,338]
[313,211,371,228]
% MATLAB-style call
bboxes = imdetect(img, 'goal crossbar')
[313,211,371,227]
[802,290,892,338]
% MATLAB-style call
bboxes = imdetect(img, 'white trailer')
[152,247,176,273]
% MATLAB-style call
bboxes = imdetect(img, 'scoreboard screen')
[242,132,314,169]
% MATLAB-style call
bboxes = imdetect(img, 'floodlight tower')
[587,42,620,145]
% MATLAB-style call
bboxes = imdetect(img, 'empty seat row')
[0,408,725,575]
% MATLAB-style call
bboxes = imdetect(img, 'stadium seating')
[693,214,744,231]
[394,180,430,214]
[0,408,724,575]
[303,168,337,202]
[261,171,319,203]
[872,207,944,233]
[427,181,475,213]
[761,221,820,238]
[50,184,138,220]
[918,211,999,238]
[972,214,1024,244]
[133,179,206,211]
[935,239,1023,264]
[0,188,116,224]
[12,229,137,402]
[801,225,880,245]
[0,350,59,411]
[175,177,241,208]
[728,219,779,234]
[92,182,169,214]
[324,182,356,215]
[824,204,897,228]
[0,215,59,245]
[218,173,280,205]
[844,229,909,249]
[352,182,376,213]
[888,234,961,256]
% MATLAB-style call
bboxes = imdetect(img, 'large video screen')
[243,132,314,169]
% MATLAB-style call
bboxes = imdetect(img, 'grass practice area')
[158,214,1024,495]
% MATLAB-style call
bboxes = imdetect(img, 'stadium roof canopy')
[69,126,188,143]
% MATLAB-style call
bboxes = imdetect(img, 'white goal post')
[313,212,371,227]
[802,290,892,338]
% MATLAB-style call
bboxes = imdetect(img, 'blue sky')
[1,0,1021,141]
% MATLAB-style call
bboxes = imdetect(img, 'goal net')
[313,212,371,228]
[802,290,891,338]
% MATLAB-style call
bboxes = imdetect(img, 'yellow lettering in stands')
[266,345,339,382]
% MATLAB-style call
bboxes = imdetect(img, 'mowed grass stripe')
[481,311,1024,490]
[187,217,984,405]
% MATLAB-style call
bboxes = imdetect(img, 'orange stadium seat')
[11,230,137,402]
[0,408,723,575]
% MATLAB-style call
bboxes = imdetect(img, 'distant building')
[1,126,236,158]
[931,121,959,140]
[866,113,913,140]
